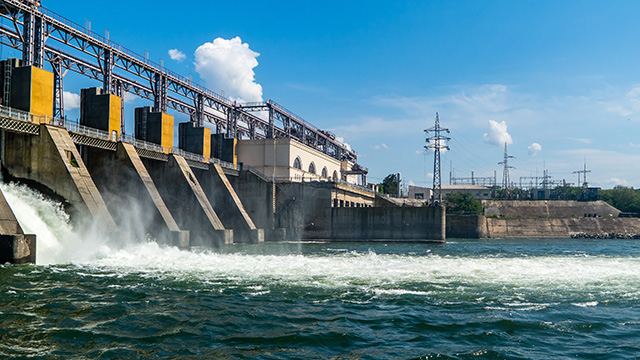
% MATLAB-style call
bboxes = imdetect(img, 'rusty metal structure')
[0,0,357,162]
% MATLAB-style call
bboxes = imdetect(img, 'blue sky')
[23,0,640,189]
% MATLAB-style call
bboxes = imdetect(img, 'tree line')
[377,174,640,214]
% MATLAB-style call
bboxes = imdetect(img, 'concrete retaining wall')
[446,215,488,239]
[306,206,445,242]
[486,217,640,238]
[275,181,333,241]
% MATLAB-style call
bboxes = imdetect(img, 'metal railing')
[121,134,169,153]
[210,157,237,170]
[0,104,64,126]
[333,179,377,195]
[65,121,113,141]
[0,104,239,170]
[0,104,31,122]
[172,147,205,162]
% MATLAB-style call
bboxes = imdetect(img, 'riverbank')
[447,200,640,239]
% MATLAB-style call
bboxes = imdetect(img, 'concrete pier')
[195,163,264,243]
[83,143,190,247]
[144,154,233,246]
[2,124,116,229]
[0,186,36,264]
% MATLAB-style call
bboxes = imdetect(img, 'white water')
[1,182,113,264]
[4,181,640,301]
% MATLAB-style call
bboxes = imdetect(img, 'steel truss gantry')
[0,0,357,163]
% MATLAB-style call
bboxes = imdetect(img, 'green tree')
[445,192,483,214]
[601,186,640,213]
[380,173,399,196]
[550,185,583,200]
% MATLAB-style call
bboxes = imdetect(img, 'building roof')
[441,185,491,190]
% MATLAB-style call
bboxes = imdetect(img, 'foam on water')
[70,241,640,303]
[1,182,111,265]
[4,181,640,304]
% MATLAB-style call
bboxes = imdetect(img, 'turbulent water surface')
[2,184,640,359]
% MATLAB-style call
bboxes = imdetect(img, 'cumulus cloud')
[528,142,542,156]
[373,143,389,150]
[63,91,80,110]
[168,49,186,62]
[194,37,263,102]
[483,120,512,146]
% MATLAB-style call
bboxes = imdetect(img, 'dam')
[0,0,445,263]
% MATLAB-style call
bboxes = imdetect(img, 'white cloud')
[373,143,389,150]
[194,37,263,102]
[482,120,512,147]
[63,91,80,110]
[528,142,542,156]
[168,49,186,62]
[606,177,628,186]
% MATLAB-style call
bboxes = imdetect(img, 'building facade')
[237,138,353,183]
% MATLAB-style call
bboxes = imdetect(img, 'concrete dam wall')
[0,108,447,263]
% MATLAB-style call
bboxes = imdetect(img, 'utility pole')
[425,112,450,204]
[573,171,581,188]
[573,157,591,189]
[498,142,515,199]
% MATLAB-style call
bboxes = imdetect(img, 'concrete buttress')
[82,143,189,247]
[194,163,264,243]
[1,125,116,230]
[143,154,232,246]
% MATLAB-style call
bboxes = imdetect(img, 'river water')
[2,183,640,359]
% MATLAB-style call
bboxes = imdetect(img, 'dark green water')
[2,239,640,359]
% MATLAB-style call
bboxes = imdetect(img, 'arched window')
[322,167,328,178]
[308,162,316,174]
[293,157,302,169]
[332,171,339,181]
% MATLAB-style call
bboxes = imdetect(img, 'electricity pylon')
[498,142,515,199]
[425,112,450,204]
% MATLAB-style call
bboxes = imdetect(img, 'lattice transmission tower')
[498,142,515,199]
[425,112,450,204]
[573,157,591,189]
